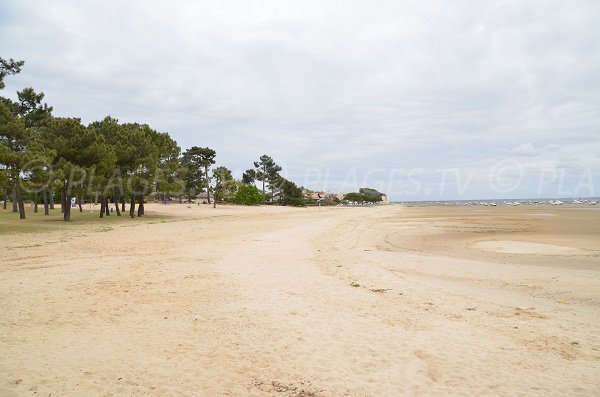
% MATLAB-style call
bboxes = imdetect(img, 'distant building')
[302,190,389,204]
[196,192,210,202]
[308,192,326,202]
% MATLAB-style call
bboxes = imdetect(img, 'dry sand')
[1,203,599,396]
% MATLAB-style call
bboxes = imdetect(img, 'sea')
[393,197,600,206]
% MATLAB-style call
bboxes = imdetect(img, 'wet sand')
[1,204,599,396]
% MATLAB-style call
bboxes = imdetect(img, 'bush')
[234,185,264,205]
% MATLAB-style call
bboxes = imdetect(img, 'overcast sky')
[2,0,599,200]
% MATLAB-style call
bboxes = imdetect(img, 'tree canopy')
[253,154,282,202]
[1,58,325,220]
[343,188,384,204]
[0,57,24,90]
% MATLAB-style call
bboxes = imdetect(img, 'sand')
[1,203,599,396]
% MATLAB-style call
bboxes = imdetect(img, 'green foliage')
[0,57,24,90]
[235,184,264,205]
[343,189,383,203]
[2,58,313,220]
[219,179,245,202]
[0,170,7,188]
[212,166,232,184]
[253,154,282,200]
[0,99,55,219]
[242,168,256,185]
[359,187,383,196]
[179,151,203,201]
[45,117,117,188]
[279,178,305,206]
[0,101,27,169]
[15,87,53,128]
[0,101,31,188]
[182,146,216,202]
[196,147,216,169]
[147,128,181,199]
[212,166,233,204]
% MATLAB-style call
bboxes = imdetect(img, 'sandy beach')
[1,203,599,396]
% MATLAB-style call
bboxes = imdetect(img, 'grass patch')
[0,205,171,234]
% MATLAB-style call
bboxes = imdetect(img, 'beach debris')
[512,307,549,319]
[350,281,360,287]
[466,307,477,311]
[252,379,323,396]
[370,288,390,293]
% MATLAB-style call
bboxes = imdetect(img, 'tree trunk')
[60,190,65,213]
[77,193,83,212]
[34,191,38,213]
[99,195,105,218]
[43,188,49,215]
[121,199,126,213]
[50,190,55,209]
[105,196,110,216]
[16,184,26,219]
[2,188,7,210]
[64,199,71,221]
[12,183,18,212]
[262,164,266,203]
[63,184,71,221]
[129,192,136,218]
[137,195,144,217]
[114,195,121,216]
[205,165,211,204]
[63,196,71,221]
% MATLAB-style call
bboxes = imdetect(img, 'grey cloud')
[511,143,540,157]
[1,0,599,200]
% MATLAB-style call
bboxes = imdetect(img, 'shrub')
[234,185,264,205]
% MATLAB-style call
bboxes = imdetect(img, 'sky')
[1,0,599,201]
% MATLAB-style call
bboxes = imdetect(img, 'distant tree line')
[0,58,306,221]
[343,188,384,204]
